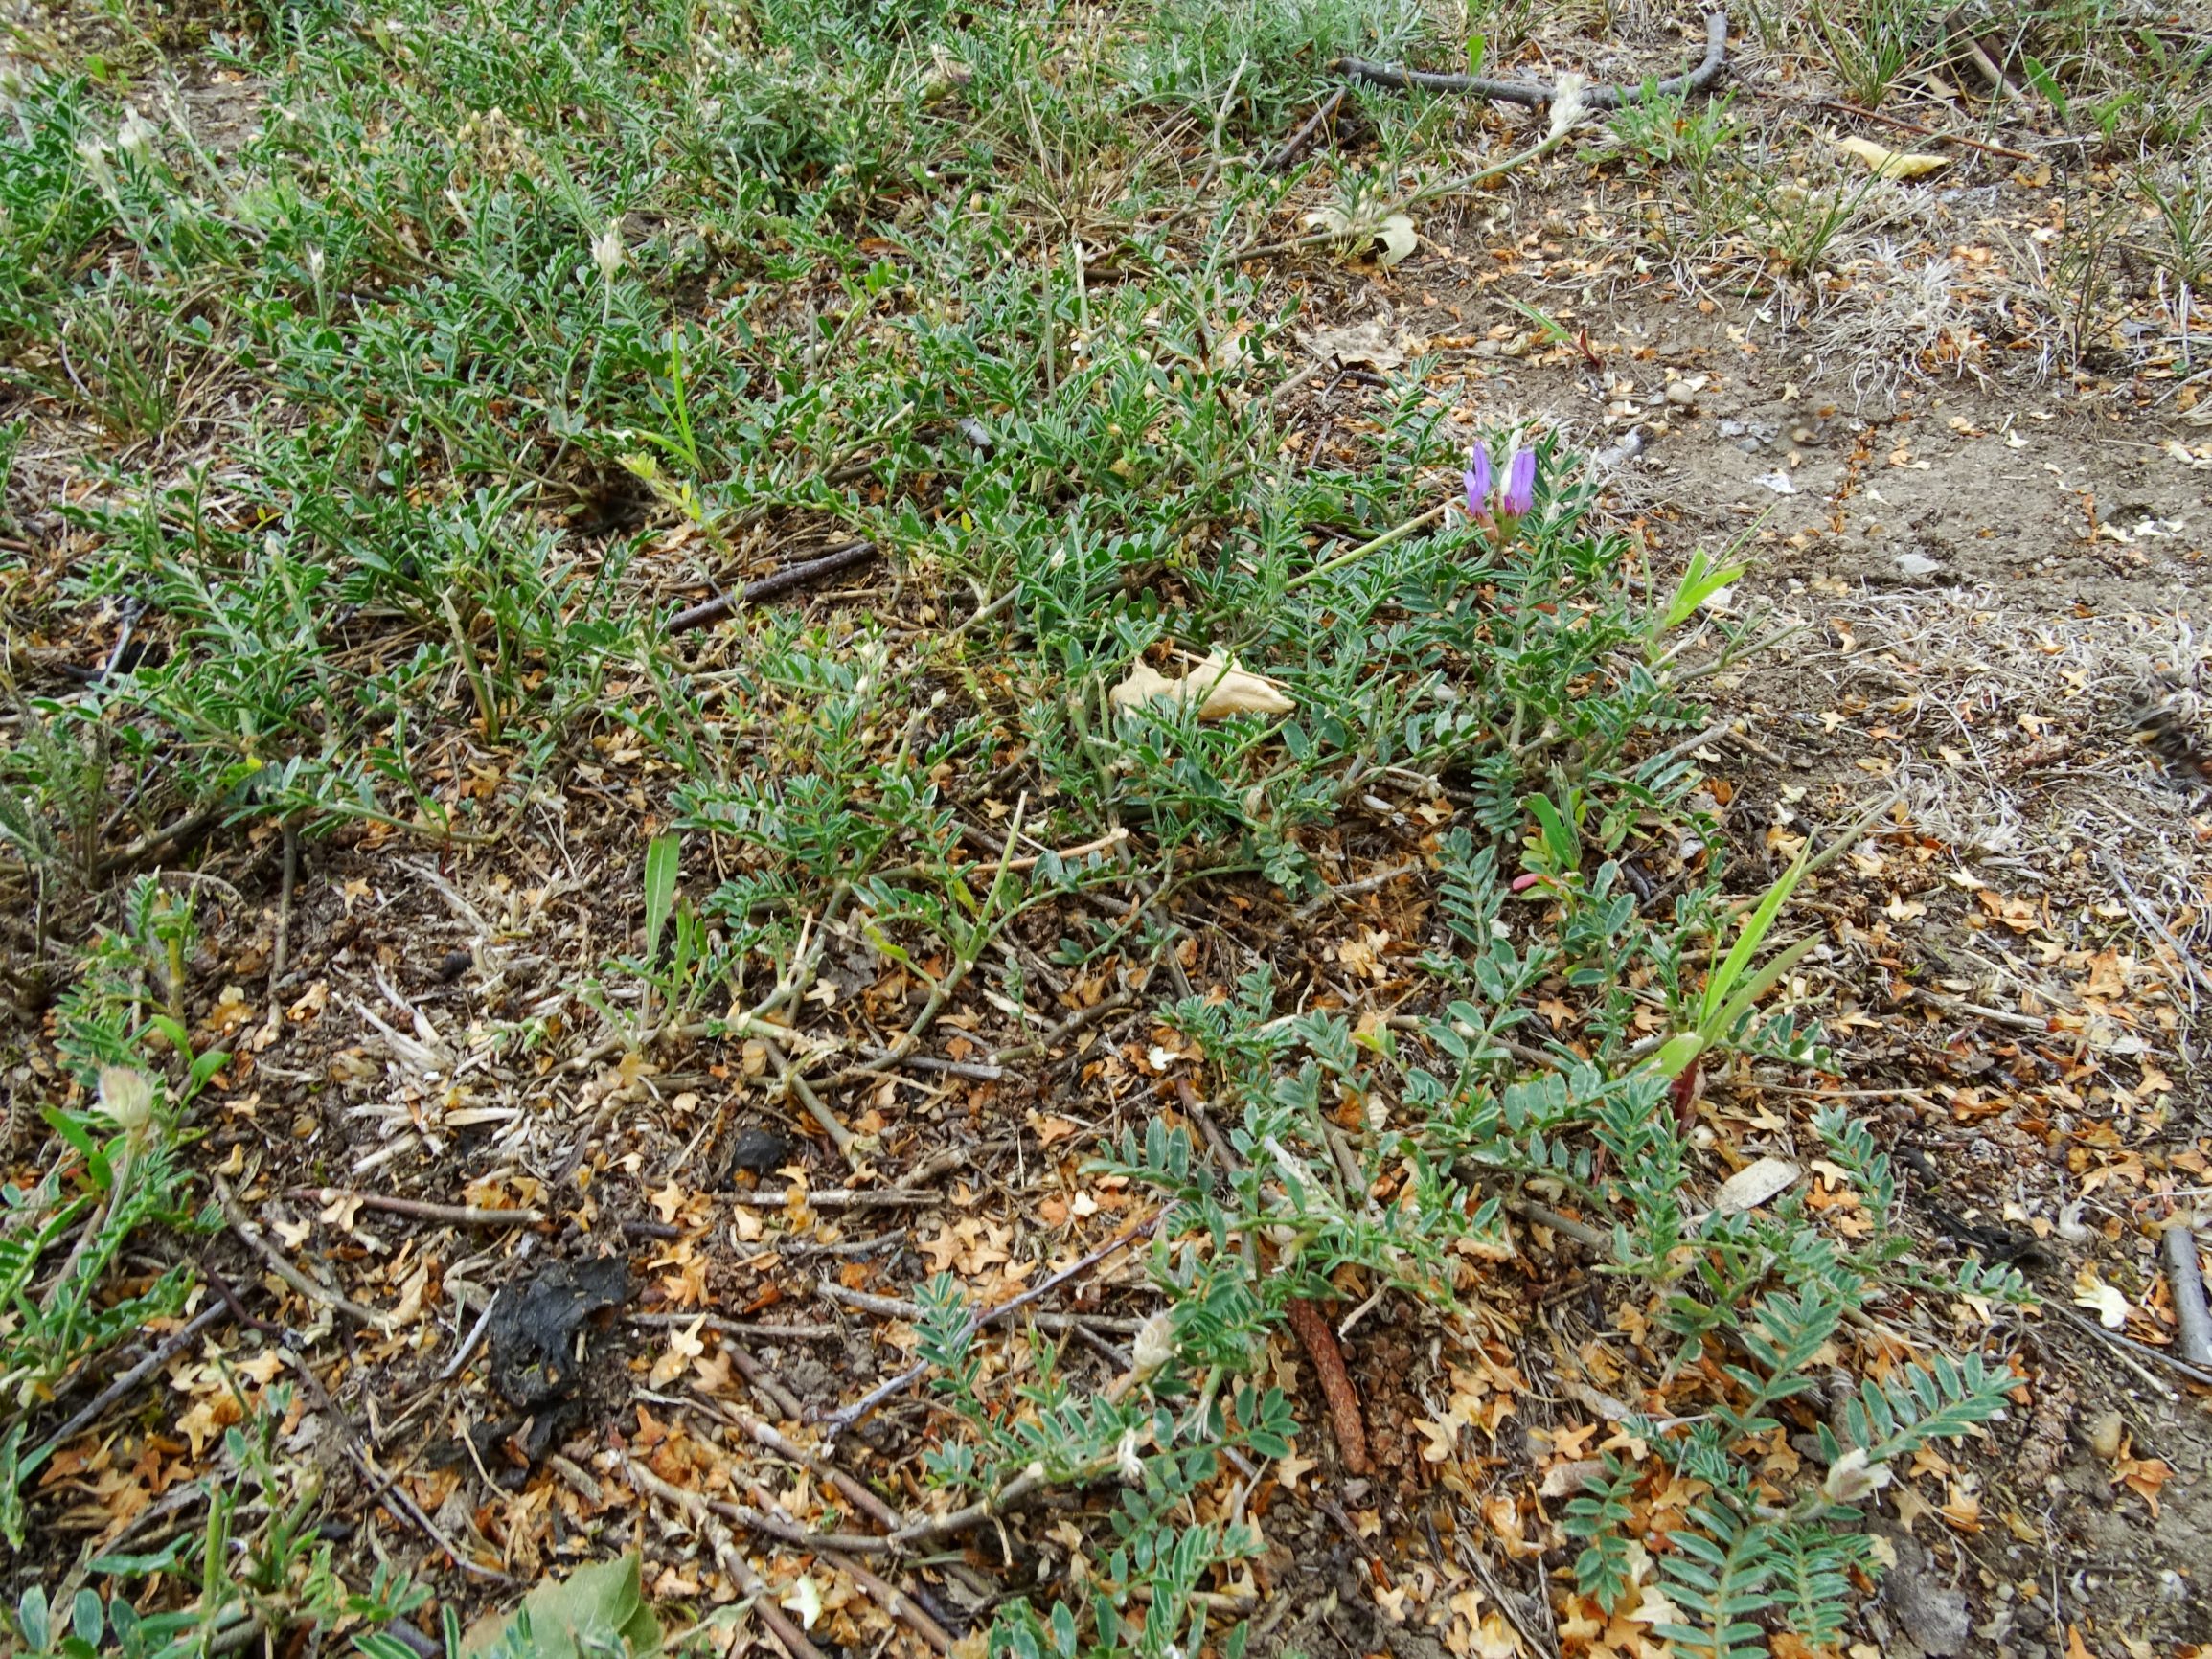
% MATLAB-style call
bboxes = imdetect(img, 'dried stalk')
[1339,12,1727,110]
[1286,1297,1370,1475]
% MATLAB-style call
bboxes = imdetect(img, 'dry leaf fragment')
[781,1574,824,1630]
[1539,1457,1608,1497]
[1715,1156,1802,1216]
[1110,653,1294,719]
[2072,1267,2131,1329]
[1836,136,1950,179]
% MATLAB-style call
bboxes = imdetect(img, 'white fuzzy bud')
[591,221,625,284]
[1130,1310,1175,1380]
[98,1066,154,1135]
[1821,1446,1892,1506]
[117,107,159,160]
[1547,74,1589,140]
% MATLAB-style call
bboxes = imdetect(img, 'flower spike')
[1499,447,1538,520]
[1463,443,1494,523]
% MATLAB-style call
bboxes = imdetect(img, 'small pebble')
[1664,378,1699,407]
[2087,1410,2124,1460]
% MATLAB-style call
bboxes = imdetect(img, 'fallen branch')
[631,1311,845,1342]
[748,1482,954,1653]
[1777,93,2033,162]
[2045,1301,2212,1392]
[1339,12,1727,110]
[888,1460,1062,1547]
[717,1334,809,1422]
[989,989,1135,1065]
[1285,1297,1371,1475]
[1231,85,1586,263]
[29,1300,232,1459]
[701,1493,890,1555]
[668,541,879,634]
[1899,985,2054,1034]
[95,805,224,878]
[857,1048,1005,1080]
[1946,10,2026,104]
[817,1280,1146,1335]
[2164,1223,2212,1369]
[270,820,299,986]
[724,1186,942,1211]
[709,1398,905,1531]
[283,1352,514,1584]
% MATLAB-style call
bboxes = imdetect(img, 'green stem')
[1283,502,1448,594]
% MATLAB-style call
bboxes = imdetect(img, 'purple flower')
[1498,447,1538,520]
[1463,442,1494,522]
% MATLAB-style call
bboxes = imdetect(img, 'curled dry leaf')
[1110,653,1294,719]
[1301,204,1353,238]
[1375,213,1419,267]
[781,1574,824,1630]
[1836,136,1950,179]
[1299,203,1418,266]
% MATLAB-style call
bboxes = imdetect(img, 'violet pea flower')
[1498,447,1538,520]
[1463,442,1494,522]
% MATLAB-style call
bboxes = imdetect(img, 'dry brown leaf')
[1836,136,1950,179]
[1307,316,1414,370]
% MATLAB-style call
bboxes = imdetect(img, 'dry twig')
[284,1186,547,1227]
[1339,12,1727,109]
[1263,87,1347,172]
[214,1173,394,1329]
[2163,1223,2212,1369]
[668,541,879,634]
[29,1300,233,1459]
[625,1456,829,1659]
